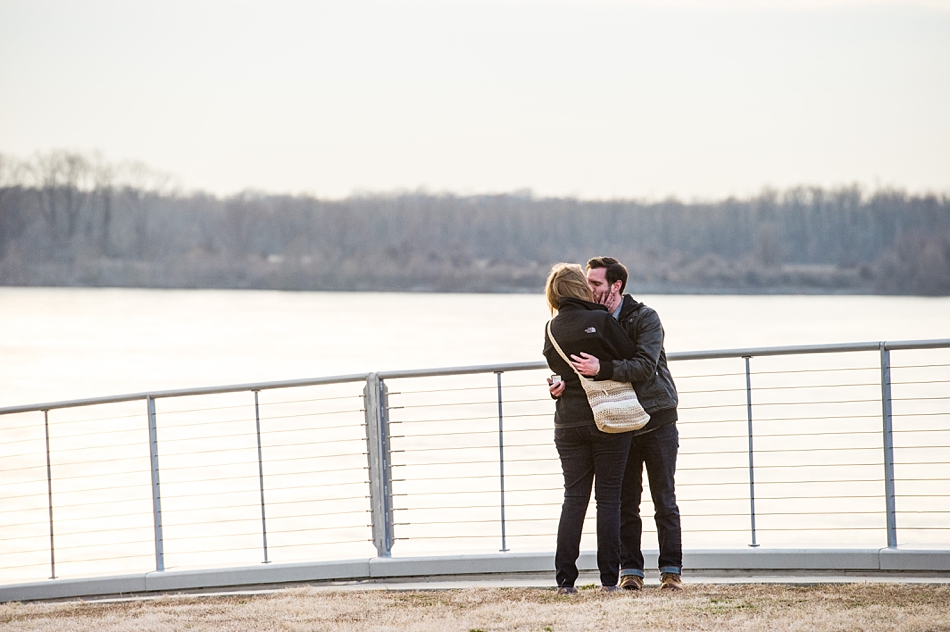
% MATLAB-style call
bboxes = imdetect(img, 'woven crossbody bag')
[546,321,650,433]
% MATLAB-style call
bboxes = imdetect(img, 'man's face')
[587,267,610,303]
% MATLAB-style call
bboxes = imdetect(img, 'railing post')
[253,390,270,563]
[364,373,394,557]
[880,344,898,548]
[43,410,56,579]
[495,371,509,552]
[146,396,165,572]
[744,356,759,548]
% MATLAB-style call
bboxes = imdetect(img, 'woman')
[543,262,638,594]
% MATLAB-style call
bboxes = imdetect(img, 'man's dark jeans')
[554,424,633,588]
[620,422,683,578]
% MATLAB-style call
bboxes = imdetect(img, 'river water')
[1,288,949,583]
[3,287,949,409]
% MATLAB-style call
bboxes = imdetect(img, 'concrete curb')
[2,548,949,603]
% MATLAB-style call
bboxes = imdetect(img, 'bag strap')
[546,320,585,380]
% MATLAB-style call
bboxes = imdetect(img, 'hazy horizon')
[2,0,949,200]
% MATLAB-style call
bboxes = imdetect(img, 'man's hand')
[547,377,566,398]
[570,352,600,377]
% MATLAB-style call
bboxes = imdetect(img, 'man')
[557,256,683,592]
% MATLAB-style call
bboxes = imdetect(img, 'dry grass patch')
[1,583,949,632]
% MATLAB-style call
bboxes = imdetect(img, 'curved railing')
[1,339,948,599]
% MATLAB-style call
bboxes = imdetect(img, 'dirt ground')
[1,583,949,632]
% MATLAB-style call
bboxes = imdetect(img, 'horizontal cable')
[394,500,558,512]
[391,442,549,454]
[0,552,155,569]
[0,533,152,548]
[680,445,882,457]
[262,421,367,433]
[394,487,563,497]
[683,382,879,397]
[43,425,146,443]
[678,387,748,396]
[394,397,544,411]
[258,409,364,421]
[47,454,145,469]
[44,468,149,483]
[167,487,369,504]
[260,506,370,518]
[685,398,880,411]
[265,539,373,550]
[678,413,880,425]
[390,413,549,425]
[26,415,147,430]
[680,493,887,502]
[391,385,502,397]
[677,477,883,487]
[890,378,950,387]
[2,509,151,529]
[891,362,950,370]
[256,464,369,478]
[894,444,950,450]
[0,464,47,475]
[163,513,369,530]
[161,465,368,488]
[672,371,747,380]
[392,426,552,441]
[2,427,142,448]
[261,394,364,406]
[261,480,370,496]
[158,414,363,434]
[35,441,146,457]
[0,480,151,500]
[748,366,879,377]
[262,436,366,450]
[678,461,884,472]
[686,429,882,441]
[400,508,889,527]
[158,451,367,473]
[394,472,559,484]
[392,457,554,469]
[165,480,368,503]
[688,509,885,518]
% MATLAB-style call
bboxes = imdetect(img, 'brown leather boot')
[659,572,683,592]
[620,574,644,591]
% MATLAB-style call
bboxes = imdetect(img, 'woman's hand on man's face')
[601,289,622,314]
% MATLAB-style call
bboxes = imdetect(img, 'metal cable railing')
[0,338,948,585]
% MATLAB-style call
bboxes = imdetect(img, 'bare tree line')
[1,150,949,295]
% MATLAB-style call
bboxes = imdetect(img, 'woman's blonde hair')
[545,263,593,314]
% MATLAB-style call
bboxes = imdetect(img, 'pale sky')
[1,0,949,200]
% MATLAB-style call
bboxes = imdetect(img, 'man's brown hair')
[545,263,593,314]
[586,256,628,294]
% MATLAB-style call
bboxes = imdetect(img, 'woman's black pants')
[554,424,633,588]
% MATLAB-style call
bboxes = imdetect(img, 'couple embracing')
[543,257,682,593]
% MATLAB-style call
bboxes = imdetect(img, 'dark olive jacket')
[600,295,679,425]
[542,297,638,428]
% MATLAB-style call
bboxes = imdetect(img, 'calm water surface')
[1,288,949,583]
[2,287,948,408]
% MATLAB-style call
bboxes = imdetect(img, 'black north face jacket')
[543,297,638,428]
[600,295,679,426]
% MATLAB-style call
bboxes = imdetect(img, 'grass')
[1,583,949,631]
